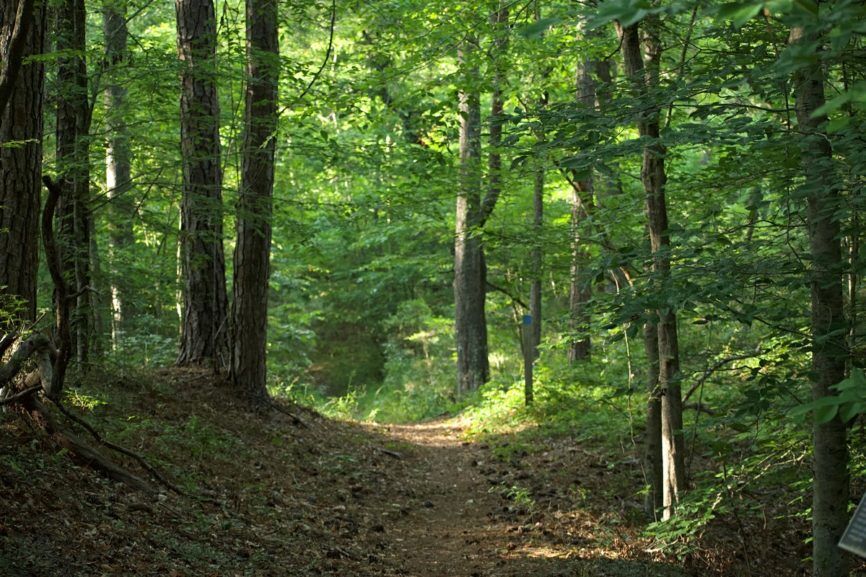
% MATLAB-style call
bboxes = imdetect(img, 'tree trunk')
[790,24,850,577]
[454,34,489,394]
[175,0,229,367]
[643,320,663,517]
[528,1,542,373]
[103,0,135,350]
[55,0,92,365]
[618,19,685,519]
[230,0,279,406]
[568,30,604,363]
[0,0,44,326]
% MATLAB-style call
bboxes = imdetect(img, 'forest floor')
[0,368,812,576]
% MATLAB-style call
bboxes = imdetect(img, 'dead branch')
[0,384,41,406]
[23,396,153,492]
[0,332,18,358]
[373,446,404,460]
[49,398,186,496]
[270,400,310,428]
[0,334,52,389]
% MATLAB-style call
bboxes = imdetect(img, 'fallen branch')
[270,400,310,428]
[23,396,153,493]
[373,446,404,460]
[0,384,41,406]
[0,334,51,386]
[49,398,185,496]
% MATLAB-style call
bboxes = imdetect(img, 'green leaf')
[793,0,818,15]
[827,116,850,133]
[517,17,561,39]
[717,2,764,27]
[839,402,864,424]
[815,403,839,424]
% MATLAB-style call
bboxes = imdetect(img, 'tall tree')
[175,0,229,366]
[527,1,542,387]
[103,0,135,349]
[230,0,279,404]
[568,41,596,363]
[790,21,850,577]
[454,31,488,394]
[0,0,44,324]
[618,18,685,520]
[55,0,93,364]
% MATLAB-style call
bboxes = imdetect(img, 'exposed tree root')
[49,399,186,496]
[269,399,310,428]
[21,395,154,493]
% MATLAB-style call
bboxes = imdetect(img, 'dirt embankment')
[0,369,807,576]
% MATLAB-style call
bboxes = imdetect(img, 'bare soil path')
[364,417,689,577]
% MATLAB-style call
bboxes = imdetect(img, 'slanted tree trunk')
[175,0,229,367]
[55,0,92,365]
[790,23,850,577]
[454,33,489,394]
[0,0,44,325]
[103,0,135,349]
[618,19,685,520]
[230,0,279,406]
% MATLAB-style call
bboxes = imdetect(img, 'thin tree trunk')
[230,0,279,406]
[643,320,663,517]
[790,23,850,577]
[528,1,542,372]
[55,0,92,365]
[103,0,134,350]
[0,0,44,326]
[175,0,229,367]
[454,33,488,394]
[618,19,685,519]
[568,31,601,363]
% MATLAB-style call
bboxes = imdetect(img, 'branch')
[279,0,335,114]
[0,334,51,387]
[486,281,527,309]
[0,332,18,359]
[683,352,762,402]
[42,176,71,399]
[269,400,309,428]
[0,384,41,406]
[50,398,185,496]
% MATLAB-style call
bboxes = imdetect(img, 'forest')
[1,0,866,575]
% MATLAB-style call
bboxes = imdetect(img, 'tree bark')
[230,0,279,406]
[55,0,92,365]
[454,33,489,394]
[0,0,44,326]
[618,19,685,520]
[528,2,542,374]
[643,320,663,517]
[103,0,135,349]
[0,0,34,122]
[175,0,229,367]
[790,24,850,577]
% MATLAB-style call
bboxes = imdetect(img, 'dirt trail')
[364,418,687,577]
[382,419,511,577]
